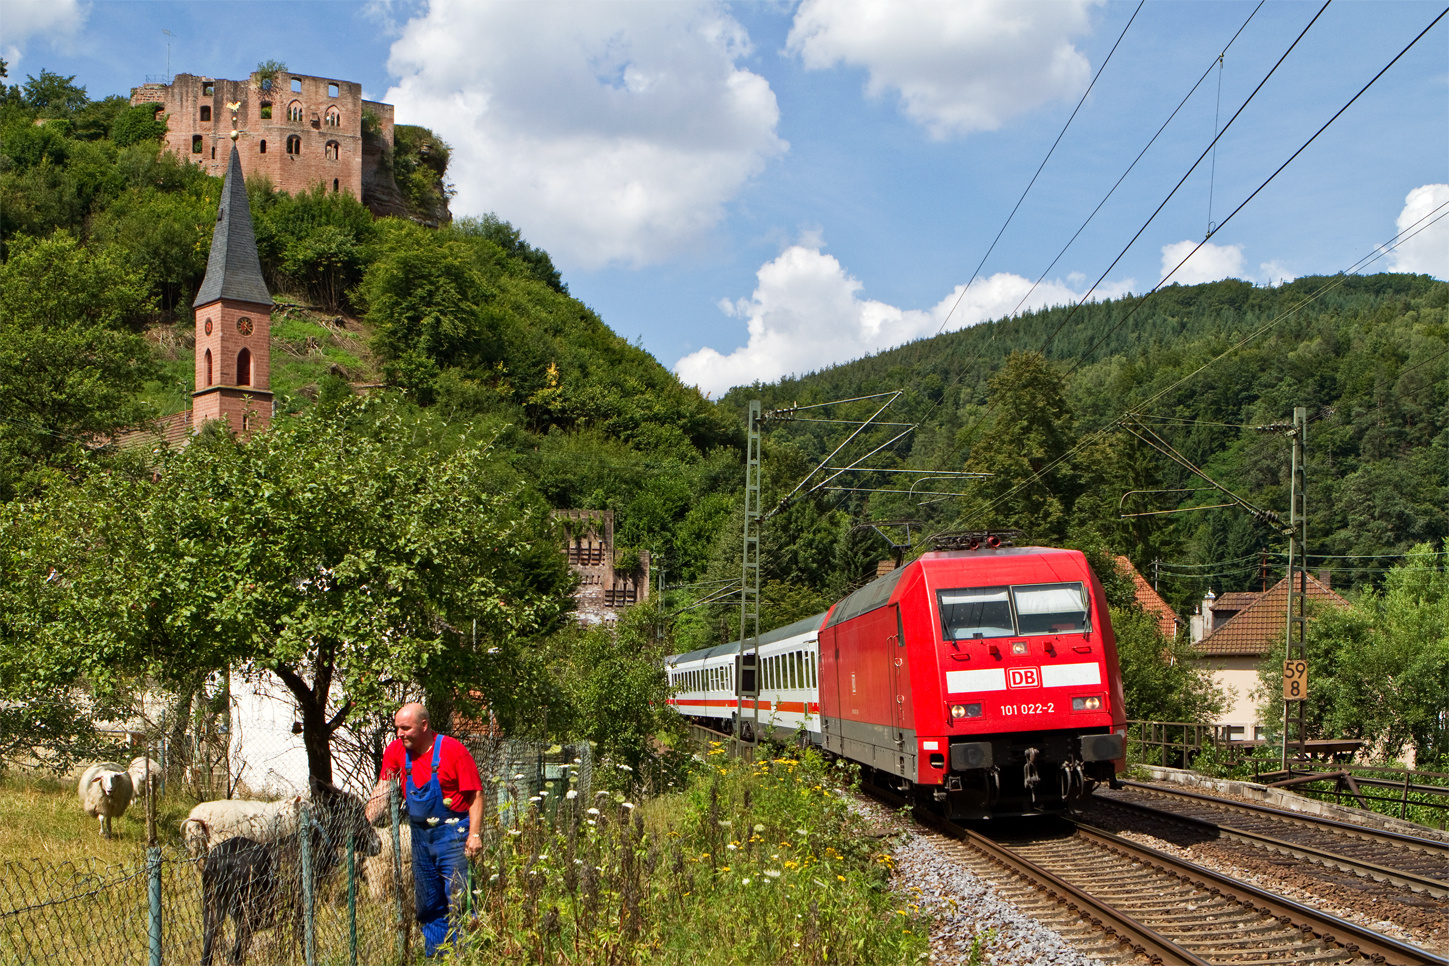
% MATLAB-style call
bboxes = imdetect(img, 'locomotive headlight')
[1072,695,1103,712]
[1011,642,1029,655]
[950,703,983,719]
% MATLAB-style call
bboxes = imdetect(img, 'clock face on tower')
[204,318,213,335]
[236,317,254,336]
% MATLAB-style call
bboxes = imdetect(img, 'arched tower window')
[204,349,213,387]
[237,348,252,387]
[286,135,301,156]
[200,105,212,122]
[325,141,339,161]
[288,101,304,123]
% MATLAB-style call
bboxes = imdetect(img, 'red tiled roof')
[1212,592,1260,612]
[111,411,194,453]
[1115,556,1181,639]
[1194,574,1348,657]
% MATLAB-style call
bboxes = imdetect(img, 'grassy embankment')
[1,746,934,965]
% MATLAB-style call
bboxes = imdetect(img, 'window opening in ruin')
[328,83,339,97]
[325,107,340,127]
[286,135,301,156]
[291,78,302,92]
[205,349,213,387]
[200,106,211,122]
[192,135,203,153]
[260,100,272,119]
[237,348,252,386]
[259,140,266,154]
[288,101,303,123]
[333,178,339,192]
[202,82,214,96]
[325,141,339,161]
[211,146,216,159]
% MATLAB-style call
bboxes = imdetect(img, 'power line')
[941,2,1323,474]
[1067,2,1449,375]
[931,0,1146,339]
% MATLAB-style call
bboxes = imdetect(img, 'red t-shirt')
[379,735,482,813]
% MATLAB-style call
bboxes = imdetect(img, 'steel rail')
[1120,779,1449,853]
[862,784,1209,965]
[1101,794,1449,898]
[1071,821,1449,966]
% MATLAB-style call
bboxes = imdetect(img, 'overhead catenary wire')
[1066,2,1449,377]
[956,195,1449,529]
[930,0,1146,339]
[940,1,1325,475]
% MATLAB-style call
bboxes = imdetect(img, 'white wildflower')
[586,807,600,816]
[565,790,578,800]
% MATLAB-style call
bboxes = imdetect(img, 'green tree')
[960,351,1077,542]
[1291,542,1449,764]
[0,397,575,783]
[21,69,88,115]
[110,102,167,147]
[0,231,156,497]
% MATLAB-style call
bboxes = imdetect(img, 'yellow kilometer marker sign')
[1283,660,1308,701]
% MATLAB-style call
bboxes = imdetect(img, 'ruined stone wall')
[134,71,384,200]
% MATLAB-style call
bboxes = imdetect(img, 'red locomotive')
[667,543,1126,818]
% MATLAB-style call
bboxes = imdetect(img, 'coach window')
[810,653,818,688]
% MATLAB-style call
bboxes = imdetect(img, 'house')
[1114,556,1182,639]
[1192,574,1348,739]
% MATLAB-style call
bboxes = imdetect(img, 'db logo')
[1007,667,1041,689]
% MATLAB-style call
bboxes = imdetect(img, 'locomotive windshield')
[938,581,1089,639]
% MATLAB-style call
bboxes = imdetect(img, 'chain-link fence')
[2,736,594,965]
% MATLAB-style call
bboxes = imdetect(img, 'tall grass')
[451,743,930,965]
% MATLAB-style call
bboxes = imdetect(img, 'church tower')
[192,144,273,436]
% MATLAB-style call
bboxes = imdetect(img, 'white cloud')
[675,242,1128,395]
[1160,239,1245,285]
[1387,184,1449,279]
[1,0,87,67]
[385,1,785,269]
[787,0,1097,139]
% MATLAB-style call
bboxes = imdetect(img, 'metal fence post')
[347,833,358,966]
[299,801,316,966]
[147,846,163,966]
[390,778,405,961]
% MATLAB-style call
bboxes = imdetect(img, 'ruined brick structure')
[132,69,394,201]
[554,510,650,621]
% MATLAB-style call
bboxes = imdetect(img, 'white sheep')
[77,762,133,838]
[361,822,413,910]
[181,795,303,858]
[127,756,161,793]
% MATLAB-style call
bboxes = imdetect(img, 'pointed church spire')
[194,146,272,308]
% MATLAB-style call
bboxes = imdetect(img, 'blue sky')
[6,1,1447,395]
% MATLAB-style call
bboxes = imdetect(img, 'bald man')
[370,702,484,956]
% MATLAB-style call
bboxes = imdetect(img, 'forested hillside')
[717,274,1448,620]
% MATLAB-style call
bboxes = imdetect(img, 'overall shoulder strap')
[430,733,443,775]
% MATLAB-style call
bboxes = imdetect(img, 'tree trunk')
[274,664,334,786]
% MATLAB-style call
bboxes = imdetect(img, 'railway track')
[869,783,1445,965]
[1091,781,1449,898]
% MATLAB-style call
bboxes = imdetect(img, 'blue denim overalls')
[406,735,471,955]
